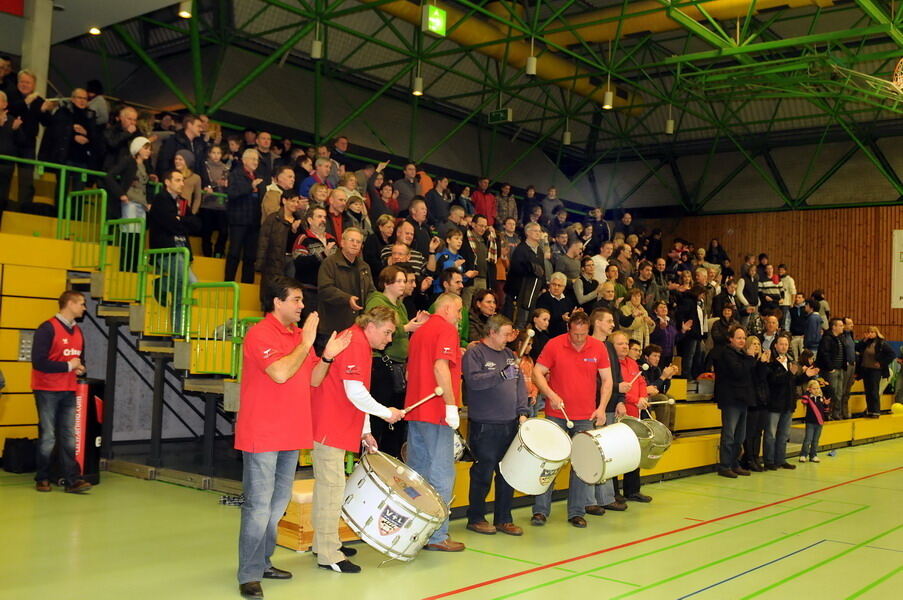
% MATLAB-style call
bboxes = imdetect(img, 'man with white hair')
[323,188,349,239]
[226,148,264,284]
[317,227,374,350]
[103,105,141,169]
[298,157,333,199]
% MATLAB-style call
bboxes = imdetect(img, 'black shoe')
[584,505,606,516]
[262,567,292,580]
[627,493,652,503]
[718,469,738,479]
[318,560,361,574]
[239,581,263,599]
[764,464,779,471]
[733,467,751,476]
[531,513,547,526]
[568,516,587,528]
[748,463,764,472]
[779,462,797,470]
[313,545,358,558]
[614,494,627,503]
[602,501,628,511]
[65,480,92,493]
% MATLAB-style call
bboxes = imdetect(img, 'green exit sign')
[422,5,447,36]
[488,108,512,124]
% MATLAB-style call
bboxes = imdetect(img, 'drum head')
[364,453,446,517]
[620,416,654,441]
[520,418,572,461]
[569,432,604,483]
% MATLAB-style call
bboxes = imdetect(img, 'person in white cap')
[103,136,152,269]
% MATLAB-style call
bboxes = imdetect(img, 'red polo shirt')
[619,357,646,418]
[235,313,316,452]
[536,333,609,420]
[471,190,497,225]
[405,314,461,424]
[311,325,373,452]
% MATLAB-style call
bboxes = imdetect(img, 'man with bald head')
[103,105,141,170]
[39,88,100,172]
[324,187,349,239]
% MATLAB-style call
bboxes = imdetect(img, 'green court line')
[489,501,823,599]
[740,522,903,599]
[466,546,641,587]
[846,565,903,598]
[607,505,869,599]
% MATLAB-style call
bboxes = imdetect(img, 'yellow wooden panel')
[850,380,864,394]
[0,361,32,393]
[0,212,57,238]
[642,434,721,477]
[0,233,72,268]
[853,415,903,440]
[238,282,262,311]
[0,329,23,361]
[0,297,59,329]
[848,394,866,415]
[792,402,805,419]
[674,402,722,431]
[0,393,37,425]
[790,420,854,446]
[669,378,687,400]
[881,394,895,410]
[0,425,39,457]
[1,265,68,299]
[189,340,233,375]
[191,256,224,282]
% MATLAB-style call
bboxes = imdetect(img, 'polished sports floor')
[2,437,901,600]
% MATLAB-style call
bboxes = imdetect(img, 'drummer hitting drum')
[310,306,405,574]
[613,333,653,503]
[531,311,613,528]
[462,314,531,536]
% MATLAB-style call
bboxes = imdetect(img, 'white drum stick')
[518,329,535,358]
[627,363,649,385]
[558,404,574,429]
[402,386,444,415]
[647,398,676,406]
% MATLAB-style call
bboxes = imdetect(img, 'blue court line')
[674,540,826,600]
[824,539,903,553]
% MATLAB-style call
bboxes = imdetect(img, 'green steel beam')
[207,22,315,114]
[418,94,499,164]
[656,0,753,65]
[762,150,795,208]
[855,0,903,48]
[111,24,197,111]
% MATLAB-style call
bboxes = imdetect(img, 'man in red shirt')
[531,311,613,528]
[471,176,496,226]
[310,306,403,573]
[405,292,466,552]
[31,290,89,494]
[236,276,350,599]
[616,334,652,503]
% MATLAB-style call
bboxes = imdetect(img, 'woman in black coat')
[763,333,817,469]
[855,326,896,418]
[740,335,772,471]
[712,324,759,478]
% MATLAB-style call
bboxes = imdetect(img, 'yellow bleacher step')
[1,265,68,299]
[0,296,59,329]
[0,393,38,426]
[852,414,903,440]
[0,329,26,361]
[183,377,225,394]
[0,361,32,393]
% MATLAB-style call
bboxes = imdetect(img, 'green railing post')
[185,282,240,375]
[144,247,191,337]
[60,189,107,269]
[100,218,147,302]
[233,317,264,378]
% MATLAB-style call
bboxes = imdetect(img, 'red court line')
[424,465,903,599]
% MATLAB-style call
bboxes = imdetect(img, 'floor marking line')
[740,523,903,599]
[684,518,704,522]
[847,565,903,599]
[823,539,903,553]
[424,465,902,599]
[674,540,826,600]
[487,502,823,600]
[607,506,866,600]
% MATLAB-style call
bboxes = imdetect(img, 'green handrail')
[142,247,191,337]
[61,189,108,269]
[99,218,146,303]
[185,282,240,375]
[234,316,264,380]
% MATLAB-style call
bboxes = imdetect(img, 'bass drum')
[569,423,641,484]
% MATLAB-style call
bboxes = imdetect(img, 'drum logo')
[378,505,409,536]
[539,468,557,487]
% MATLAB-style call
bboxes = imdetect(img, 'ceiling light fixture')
[88,26,101,35]
[178,1,192,19]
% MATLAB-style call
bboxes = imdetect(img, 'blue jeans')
[591,412,618,506]
[34,390,79,484]
[718,404,747,470]
[534,416,600,519]
[801,424,823,458]
[406,421,455,544]
[763,411,793,466]
[237,450,299,584]
[467,421,518,525]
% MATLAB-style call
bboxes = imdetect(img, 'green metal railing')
[99,218,146,303]
[234,316,264,379]
[60,189,108,269]
[184,282,240,375]
[0,154,106,223]
[142,247,191,337]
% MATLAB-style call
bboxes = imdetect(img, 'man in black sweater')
[816,318,848,420]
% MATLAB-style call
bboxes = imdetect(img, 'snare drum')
[499,418,572,495]
[570,423,641,484]
[342,452,449,562]
[641,418,673,469]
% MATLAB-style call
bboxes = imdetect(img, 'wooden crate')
[276,478,359,552]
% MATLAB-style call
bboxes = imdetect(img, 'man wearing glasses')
[39,88,100,182]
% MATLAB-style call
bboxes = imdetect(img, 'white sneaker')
[810,456,820,463]
[798,456,807,463]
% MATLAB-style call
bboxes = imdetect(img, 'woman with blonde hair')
[620,288,654,348]
[308,182,330,207]
[173,150,202,217]
[740,334,771,471]
[855,325,896,418]
[337,171,364,203]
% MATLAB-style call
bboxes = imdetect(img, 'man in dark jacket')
[102,105,141,170]
[39,90,100,172]
[7,69,52,206]
[712,324,758,478]
[816,318,847,420]
[505,222,545,328]
[225,149,263,284]
[256,194,303,309]
[156,114,206,176]
[316,227,374,351]
[0,90,16,225]
[675,286,708,378]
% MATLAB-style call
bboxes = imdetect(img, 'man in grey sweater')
[462,314,530,536]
